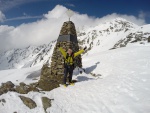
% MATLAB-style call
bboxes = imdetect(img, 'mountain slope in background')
[0,41,56,70]
[0,18,150,70]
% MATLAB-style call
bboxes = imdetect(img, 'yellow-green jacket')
[59,47,84,65]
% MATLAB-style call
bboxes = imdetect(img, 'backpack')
[64,52,75,69]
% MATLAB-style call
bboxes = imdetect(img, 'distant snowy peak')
[77,18,136,35]
[78,18,137,38]
[97,18,137,31]
[77,17,138,54]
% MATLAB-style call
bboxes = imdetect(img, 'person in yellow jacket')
[59,45,87,87]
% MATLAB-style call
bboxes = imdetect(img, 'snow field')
[0,45,150,113]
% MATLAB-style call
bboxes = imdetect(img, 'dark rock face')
[42,97,52,112]
[38,21,82,91]
[19,96,37,109]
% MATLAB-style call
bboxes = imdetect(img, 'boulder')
[0,81,15,95]
[19,96,37,109]
[1,81,15,89]
[42,97,52,112]
[0,81,40,95]
[20,82,26,87]
[15,82,39,94]
[16,85,30,94]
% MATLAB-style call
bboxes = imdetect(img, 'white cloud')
[0,11,5,22]
[44,5,67,19]
[0,5,147,52]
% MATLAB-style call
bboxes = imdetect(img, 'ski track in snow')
[0,46,150,113]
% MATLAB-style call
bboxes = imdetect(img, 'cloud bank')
[0,5,147,52]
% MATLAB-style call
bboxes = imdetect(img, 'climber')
[58,45,87,87]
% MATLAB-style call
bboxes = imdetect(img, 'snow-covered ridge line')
[0,18,150,70]
[77,18,150,54]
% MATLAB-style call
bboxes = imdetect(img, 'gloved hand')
[84,46,87,50]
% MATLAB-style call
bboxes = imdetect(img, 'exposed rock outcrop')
[113,31,150,49]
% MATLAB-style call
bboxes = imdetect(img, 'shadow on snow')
[74,62,100,82]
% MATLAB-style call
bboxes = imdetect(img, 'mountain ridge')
[0,18,150,70]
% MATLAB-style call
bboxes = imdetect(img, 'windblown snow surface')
[0,44,150,113]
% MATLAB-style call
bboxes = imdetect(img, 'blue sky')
[0,0,150,26]
[0,0,150,52]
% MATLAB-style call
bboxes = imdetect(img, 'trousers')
[64,65,74,84]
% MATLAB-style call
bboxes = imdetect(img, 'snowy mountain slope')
[0,45,150,113]
[77,18,138,54]
[113,24,150,49]
[0,18,150,70]
[0,41,56,70]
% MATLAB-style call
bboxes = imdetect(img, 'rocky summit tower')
[38,21,82,91]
